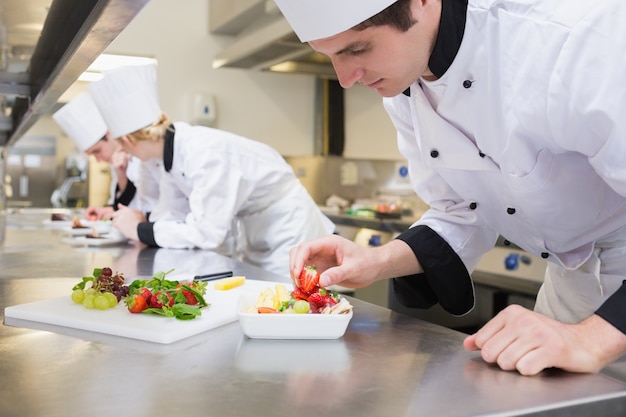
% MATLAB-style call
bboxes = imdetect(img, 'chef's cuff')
[137,221,159,247]
[595,280,626,334]
[113,180,136,208]
[393,225,474,316]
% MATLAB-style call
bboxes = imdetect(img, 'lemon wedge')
[213,275,246,290]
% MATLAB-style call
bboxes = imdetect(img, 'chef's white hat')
[273,0,398,42]
[52,92,108,152]
[88,63,161,139]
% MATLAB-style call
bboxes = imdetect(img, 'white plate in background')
[63,229,129,247]
[61,221,112,236]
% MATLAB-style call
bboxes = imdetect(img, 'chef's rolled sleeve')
[137,221,159,247]
[393,225,474,316]
[595,280,626,334]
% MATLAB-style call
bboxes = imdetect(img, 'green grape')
[282,308,296,314]
[71,289,85,304]
[103,292,118,308]
[93,294,110,310]
[83,294,95,309]
[85,288,97,296]
[293,300,310,314]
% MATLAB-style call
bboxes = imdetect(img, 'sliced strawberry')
[176,283,198,305]
[291,287,309,301]
[298,265,320,294]
[308,292,326,309]
[150,290,175,309]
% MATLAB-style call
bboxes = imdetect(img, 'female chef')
[53,92,160,219]
[88,63,335,277]
[277,0,626,374]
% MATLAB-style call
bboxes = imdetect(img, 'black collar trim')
[429,0,468,78]
[163,124,175,172]
[404,0,467,97]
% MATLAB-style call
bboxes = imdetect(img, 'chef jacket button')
[469,202,477,210]
[503,239,511,246]
[506,207,516,215]
[430,149,439,158]
[478,151,486,158]
[463,80,473,88]
[541,252,549,259]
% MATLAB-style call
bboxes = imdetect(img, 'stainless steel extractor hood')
[0,0,150,147]
[211,1,337,79]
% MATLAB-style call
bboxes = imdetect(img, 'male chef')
[279,0,626,375]
[53,92,156,218]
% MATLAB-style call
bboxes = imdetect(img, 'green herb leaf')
[171,303,204,320]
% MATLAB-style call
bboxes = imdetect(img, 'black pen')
[193,271,234,281]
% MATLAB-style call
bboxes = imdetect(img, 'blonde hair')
[124,113,173,143]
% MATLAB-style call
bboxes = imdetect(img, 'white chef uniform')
[140,122,335,277]
[378,0,626,329]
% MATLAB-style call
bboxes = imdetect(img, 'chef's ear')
[118,135,135,147]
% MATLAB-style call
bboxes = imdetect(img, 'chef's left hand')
[111,204,145,241]
[463,305,626,375]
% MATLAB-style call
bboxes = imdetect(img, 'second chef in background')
[52,92,161,220]
[88,63,335,277]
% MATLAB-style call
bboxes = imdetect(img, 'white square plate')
[236,292,353,340]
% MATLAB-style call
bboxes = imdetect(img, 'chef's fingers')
[288,235,342,281]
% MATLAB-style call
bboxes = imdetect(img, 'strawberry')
[308,292,326,309]
[150,290,175,309]
[324,295,338,307]
[291,287,309,301]
[125,294,148,314]
[176,283,198,305]
[138,287,152,303]
[298,265,320,294]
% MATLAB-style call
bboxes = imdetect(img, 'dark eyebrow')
[336,41,370,56]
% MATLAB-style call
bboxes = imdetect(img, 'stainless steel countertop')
[2,209,626,417]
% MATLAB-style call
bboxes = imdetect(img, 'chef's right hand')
[289,235,418,289]
[85,205,115,221]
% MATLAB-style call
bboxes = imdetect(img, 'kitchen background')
[8,0,407,211]
[2,0,544,332]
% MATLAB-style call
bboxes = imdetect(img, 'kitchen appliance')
[1,0,150,147]
[6,134,57,208]
[210,0,337,78]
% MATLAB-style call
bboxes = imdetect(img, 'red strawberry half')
[298,265,320,294]
[150,290,175,309]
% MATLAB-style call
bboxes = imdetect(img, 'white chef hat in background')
[52,92,108,152]
[272,0,398,42]
[88,63,161,139]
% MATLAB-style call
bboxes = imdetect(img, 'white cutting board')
[4,279,285,344]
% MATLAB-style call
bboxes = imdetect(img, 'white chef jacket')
[387,0,626,327]
[109,156,160,214]
[127,158,161,214]
[138,122,335,278]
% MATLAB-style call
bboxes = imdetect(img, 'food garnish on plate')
[249,265,353,315]
[85,227,103,238]
[71,217,88,229]
[51,213,72,221]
